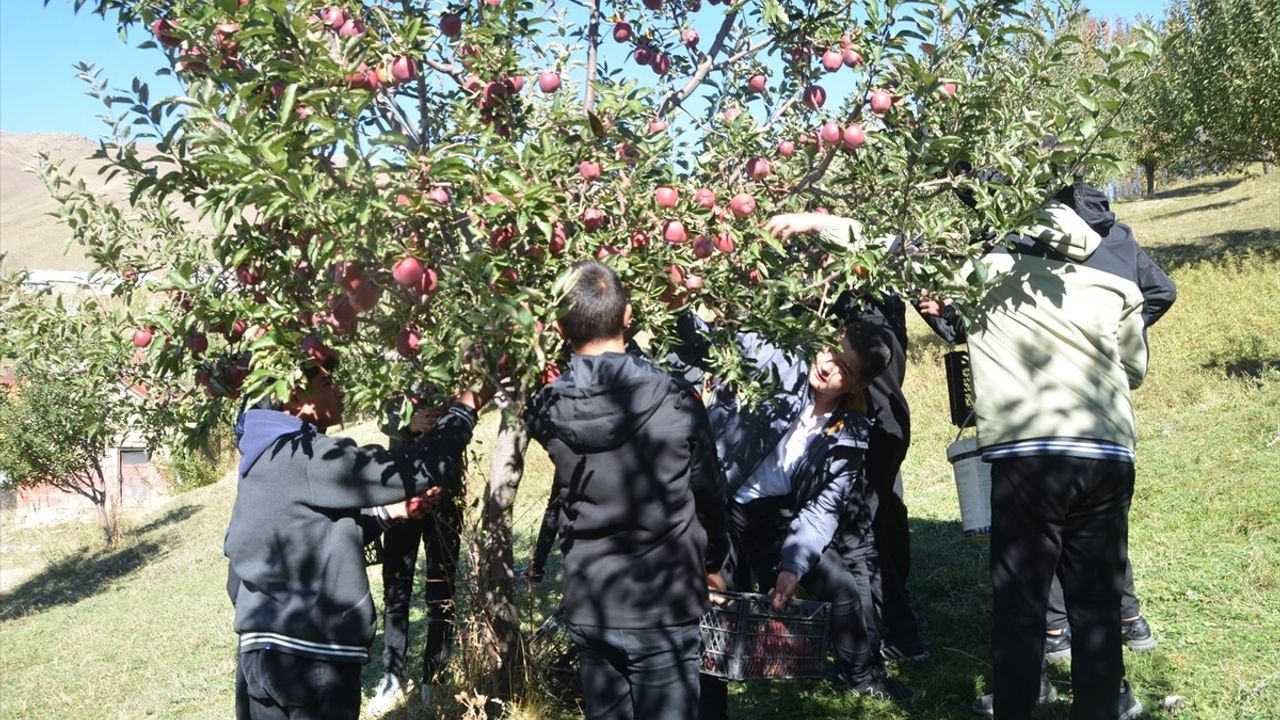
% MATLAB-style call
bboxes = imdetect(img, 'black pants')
[380,499,462,684]
[699,498,882,720]
[864,425,921,647]
[235,649,362,720]
[990,456,1134,720]
[566,622,703,720]
[1047,543,1141,630]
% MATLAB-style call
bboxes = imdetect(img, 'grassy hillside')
[2,169,1277,719]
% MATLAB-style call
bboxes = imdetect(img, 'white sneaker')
[366,674,409,716]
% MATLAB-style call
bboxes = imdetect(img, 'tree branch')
[658,9,740,117]
[584,0,601,113]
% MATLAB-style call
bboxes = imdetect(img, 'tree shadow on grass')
[1139,177,1248,202]
[0,503,197,622]
[0,539,163,621]
[1145,197,1248,223]
[1145,228,1280,272]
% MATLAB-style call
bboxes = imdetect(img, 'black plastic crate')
[700,590,830,681]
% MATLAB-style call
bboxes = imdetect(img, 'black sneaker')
[848,673,915,705]
[1118,679,1144,719]
[971,675,1057,716]
[1122,617,1158,652]
[880,638,931,663]
[1044,628,1072,663]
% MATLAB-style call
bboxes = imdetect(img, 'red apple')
[330,295,357,325]
[634,45,654,66]
[395,193,412,207]
[187,332,209,356]
[942,82,957,97]
[390,56,418,83]
[579,160,602,181]
[616,143,639,164]
[820,121,842,145]
[338,18,364,38]
[320,6,345,31]
[821,49,843,72]
[655,186,679,208]
[440,12,462,38]
[748,73,767,93]
[418,267,440,295]
[842,123,865,149]
[869,89,892,115]
[778,140,796,157]
[613,22,633,43]
[236,264,262,286]
[663,219,689,244]
[802,84,827,110]
[395,330,421,358]
[745,156,771,179]
[748,268,762,285]
[490,223,518,250]
[550,224,568,255]
[843,49,862,67]
[151,17,182,48]
[224,320,248,343]
[666,264,685,286]
[651,53,672,75]
[648,118,670,134]
[582,208,607,232]
[643,0,663,9]
[629,230,650,248]
[407,495,425,514]
[538,71,561,93]
[497,267,519,288]
[349,282,382,312]
[507,75,525,93]
[300,335,330,363]
[393,257,424,287]
[728,193,756,218]
[133,328,153,348]
[692,235,714,258]
[685,274,704,290]
[693,188,716,208]
[427,186,450,205]
[336,261,365,292]
[713,232,736,253]
[682,28,699,47]
[723,107,743,123]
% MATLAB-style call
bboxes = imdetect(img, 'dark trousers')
[566,622,703,720]
[865,426,921,646]
[380,500,462,684]
[1047,544,1141,630]
[990,456,1134,720]
[235,649,362,720]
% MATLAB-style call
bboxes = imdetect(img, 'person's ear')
[623,303,633,329]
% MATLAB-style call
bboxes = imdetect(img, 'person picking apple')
[225,352,491,720]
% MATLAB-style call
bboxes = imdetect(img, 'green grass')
[2,169,1278,719]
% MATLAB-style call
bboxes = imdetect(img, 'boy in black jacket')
[524,261,731,720]
[225,355,488,720]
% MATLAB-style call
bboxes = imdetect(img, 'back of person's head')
[843,320,892,382]
[559,261,628,348]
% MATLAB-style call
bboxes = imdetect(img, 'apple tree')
[0,276,140,547]
[36,0,1156,691]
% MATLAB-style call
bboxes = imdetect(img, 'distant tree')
[0,281,138,547]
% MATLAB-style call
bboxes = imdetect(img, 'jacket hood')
[1057,182,1116,236]
[1027,199,1103,261]
[540,352,672,453]
[235,408,312,476]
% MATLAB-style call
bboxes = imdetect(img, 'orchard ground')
[1,170,1277,719]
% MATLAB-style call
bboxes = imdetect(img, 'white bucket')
[947,436,992,539]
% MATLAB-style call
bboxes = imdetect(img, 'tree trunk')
[1142,160,1156,196]
[476,405,529,703]
[90,459,119,548]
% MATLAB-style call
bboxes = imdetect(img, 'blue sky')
[1,0,1167,138]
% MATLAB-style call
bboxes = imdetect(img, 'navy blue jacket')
[672,313,871,577]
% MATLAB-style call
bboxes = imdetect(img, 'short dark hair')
[559,261,628,348]
[843,320,892,382]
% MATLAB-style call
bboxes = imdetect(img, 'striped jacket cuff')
[981,438,1135,463]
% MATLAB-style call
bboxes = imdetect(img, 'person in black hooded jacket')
[225,354,489,720]
[524,261,730,720]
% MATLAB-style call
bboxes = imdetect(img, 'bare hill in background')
[0,132,129,273]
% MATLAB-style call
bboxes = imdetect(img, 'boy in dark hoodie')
[524,261,731,720]
[225,353,488,720]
